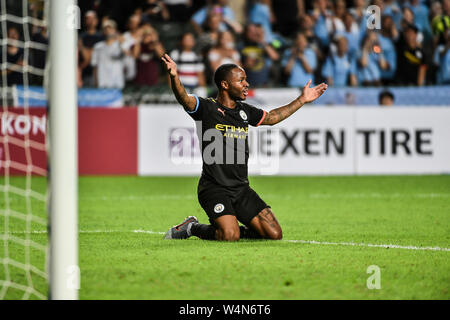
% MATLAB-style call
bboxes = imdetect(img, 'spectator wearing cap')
[395,24,427,86]
[282,32,317,87]
[322,36,358,87]
[91,19,127,89]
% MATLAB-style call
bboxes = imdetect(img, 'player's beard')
[229,88,247,101]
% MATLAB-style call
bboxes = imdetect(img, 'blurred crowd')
[2,0,450,91]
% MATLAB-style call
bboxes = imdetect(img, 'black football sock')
[189,223,217,240]
[239,225,263,239]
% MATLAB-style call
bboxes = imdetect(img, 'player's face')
[226,67,249,101]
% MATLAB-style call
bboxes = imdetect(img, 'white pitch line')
[5,229,167,235]
[78,192,450,201]
[133,230,165,235]
[284,239,450,252]
[5,229,449,252]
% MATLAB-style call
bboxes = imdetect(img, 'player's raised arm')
[161,53,197,111]
[260,80,328,126]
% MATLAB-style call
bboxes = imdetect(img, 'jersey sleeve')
[244,103,267,127]
[184,95,204,121]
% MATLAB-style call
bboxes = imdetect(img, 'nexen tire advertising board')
[138,106,450,175]
[354,108,449,174]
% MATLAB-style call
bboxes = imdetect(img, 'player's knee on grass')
[253,208,283,240]
[264,224,282,240]
[214,215,240,241]
[217,226,240,241]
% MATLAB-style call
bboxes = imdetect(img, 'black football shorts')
[197,176,270,226]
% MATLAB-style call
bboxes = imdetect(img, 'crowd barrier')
[12,85,450,107]
[15,86,124,107]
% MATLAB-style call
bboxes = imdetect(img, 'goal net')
[0,0,78,300]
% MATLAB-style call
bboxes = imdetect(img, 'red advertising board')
[78,108,137,175]
[0,107,138,176]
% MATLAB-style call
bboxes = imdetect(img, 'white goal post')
[0,0,78,300]
[48,0,78,300]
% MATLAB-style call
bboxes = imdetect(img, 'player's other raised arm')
[261,80,328,126]
[161,53,197,111]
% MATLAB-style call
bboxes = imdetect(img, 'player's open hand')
[161,54,178,77]
[300,79,328,104]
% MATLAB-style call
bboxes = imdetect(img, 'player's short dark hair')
[213,63,239,90]
[379,90,395,104]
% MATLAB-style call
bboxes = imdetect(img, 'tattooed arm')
[261,80,328,126]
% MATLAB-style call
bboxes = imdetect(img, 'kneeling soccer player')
[161,53,327,241]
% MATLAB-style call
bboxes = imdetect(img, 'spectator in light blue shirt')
[349,0,369,42]
[433,33,450,84]
[248,0,274,43]
[190,0,242,35]
[336,12,362,60]
[405,0,432,39]
[383,0,403,29]
[310,0,332,48]
[357,31,389,86]
[322,36,358,87]
[378,15,398,84]
[282,32,317,87]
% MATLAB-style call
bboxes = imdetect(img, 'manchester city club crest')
[239,110,247,121]
[214,203,225,213]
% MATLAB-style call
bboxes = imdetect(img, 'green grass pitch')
[1,175,449,299]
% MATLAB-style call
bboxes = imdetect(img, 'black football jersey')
[185,95,267,187]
